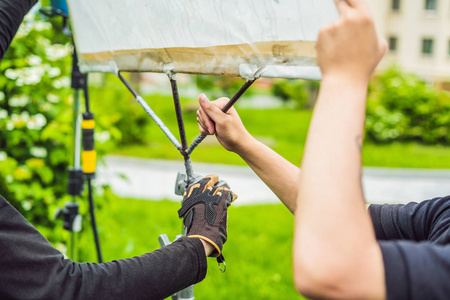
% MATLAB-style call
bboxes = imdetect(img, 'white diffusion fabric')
[67,0,338,79]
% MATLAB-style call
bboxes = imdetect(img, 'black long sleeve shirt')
[369,196,450,300]
[0,196,207,299]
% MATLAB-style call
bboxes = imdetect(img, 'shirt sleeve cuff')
[183,237,208,283]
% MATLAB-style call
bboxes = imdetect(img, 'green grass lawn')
[73,196,303,300]
[111,94,450,169]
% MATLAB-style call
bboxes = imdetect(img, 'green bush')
[0,13,117,246]
[271,79,319,109]
[0,14,74,240]
[366,66,450,144]
[89,73,151,146]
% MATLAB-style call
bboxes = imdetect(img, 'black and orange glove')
[178,175,237,258]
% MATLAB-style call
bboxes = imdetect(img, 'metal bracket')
[55,202,82,232]
[174,172,203,196]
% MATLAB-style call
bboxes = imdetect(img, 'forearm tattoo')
[355,134,363,153]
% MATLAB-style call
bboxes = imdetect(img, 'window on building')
[422,38,434,55]
[448,39,450,56]
[425,0,437,10]
[392,0,401,11]
[389,36,398,52]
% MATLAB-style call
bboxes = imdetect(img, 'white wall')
[368,0,450,84]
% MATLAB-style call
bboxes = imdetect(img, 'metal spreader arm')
[169,77,195,184]
[118,72,182,150]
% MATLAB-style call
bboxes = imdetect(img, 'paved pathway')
[97,155,450,206]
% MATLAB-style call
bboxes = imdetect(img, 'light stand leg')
[67,87,83,260]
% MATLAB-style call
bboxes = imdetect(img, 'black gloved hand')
[178,175,237,257]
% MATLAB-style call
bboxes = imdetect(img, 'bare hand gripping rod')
[186,79,256,155]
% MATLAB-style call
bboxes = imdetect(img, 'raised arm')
[293,0,387,299]
[197,95,300,213]
[0,0,37,60]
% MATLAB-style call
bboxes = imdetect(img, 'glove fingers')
[212,187,238,205]
[185,174,219,198]
[201,174,219,191]
[211,186,225,196]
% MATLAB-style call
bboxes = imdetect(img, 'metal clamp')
[55,202,82,232]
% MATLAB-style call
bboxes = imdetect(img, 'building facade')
[368,0,450,89]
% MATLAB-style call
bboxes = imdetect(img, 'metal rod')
[186,79,256,155]
[117,72,182,149]
[184,158,195,187]
[221,79,256,112]
[170,79,188,151]
[118,72,139,98]
[169,78,195,186]
[83,80,90,113]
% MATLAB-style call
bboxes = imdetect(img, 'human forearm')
[297,76,368,215]
[295,76,373,250]
[197,95,300,213]
[0,196,207,299]
[294,75,384,300]
[199,238,214,256]
[0,0,37,60]
[293,1,387,298]
[235,134,300,213]
[73,237,207,300]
